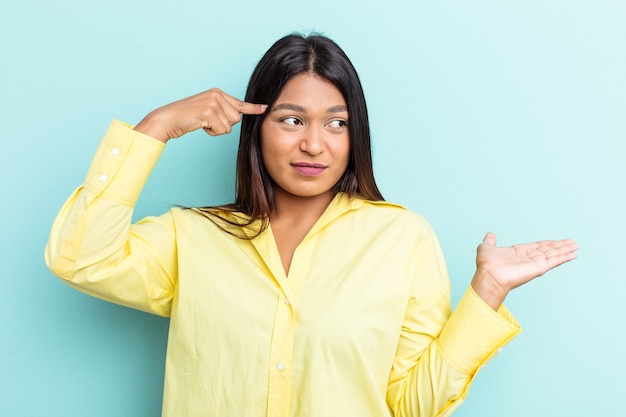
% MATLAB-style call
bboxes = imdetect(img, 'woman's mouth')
[291,162,328,176]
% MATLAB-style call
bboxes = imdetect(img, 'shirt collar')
[238,192,405,240]
[301,193,406,240]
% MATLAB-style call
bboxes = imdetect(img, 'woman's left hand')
[470,232,578,310]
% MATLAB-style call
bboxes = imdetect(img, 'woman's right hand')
[134,88,267,143]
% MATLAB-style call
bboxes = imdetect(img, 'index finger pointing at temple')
[224,94,267,115]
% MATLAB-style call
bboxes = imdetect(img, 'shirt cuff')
[83,120,165,206]
[436,286,522,375]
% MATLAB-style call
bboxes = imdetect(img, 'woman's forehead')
[272,73,347,112]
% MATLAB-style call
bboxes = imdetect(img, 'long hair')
[196,33,384,237]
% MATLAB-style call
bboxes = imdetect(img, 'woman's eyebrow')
[272,103,306,112]
[327,105,348,113]
[271,103,348,113]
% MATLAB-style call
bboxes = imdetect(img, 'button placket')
[266,292,294,417]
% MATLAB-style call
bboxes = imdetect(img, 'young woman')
[45,34,578,417]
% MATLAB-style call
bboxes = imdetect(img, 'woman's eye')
[327,120,348,129]
[282,117,302,126]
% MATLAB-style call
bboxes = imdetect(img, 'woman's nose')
[299,126,324,155]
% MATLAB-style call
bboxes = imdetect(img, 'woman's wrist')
[470,269,510,311]
[134,112,170,143]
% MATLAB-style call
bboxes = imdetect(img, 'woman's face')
[261,73,350,202]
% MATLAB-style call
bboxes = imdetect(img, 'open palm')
[476,232,578,293]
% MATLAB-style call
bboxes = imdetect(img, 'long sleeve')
[386,227,521,417]
[44,120,177,317]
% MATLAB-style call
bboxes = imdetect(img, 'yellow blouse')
[45,120,521,417]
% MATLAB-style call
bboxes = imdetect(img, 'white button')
[276,362,285,371]
[99,174,107,182]
[284,298,290,305]
[111,147,120,156]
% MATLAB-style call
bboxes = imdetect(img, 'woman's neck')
[270,189,335,225]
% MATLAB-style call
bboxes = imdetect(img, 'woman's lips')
[291,162,327,176]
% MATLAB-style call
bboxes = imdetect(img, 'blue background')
[1,0,624,415]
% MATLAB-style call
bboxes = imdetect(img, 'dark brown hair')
[196,33,384,237]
